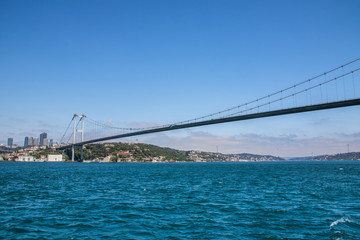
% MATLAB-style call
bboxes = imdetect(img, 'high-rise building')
[33,138,39,146]
[49,139,53,147]
[43,138,49,146]
[7,138,13,148]
[40,133,47,146]
[28,137,34,146]
[24,137,29,147]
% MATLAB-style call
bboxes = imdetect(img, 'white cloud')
[124,121,161,128]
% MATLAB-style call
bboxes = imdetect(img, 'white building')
[17,156,34,162]
[47,154,63,162]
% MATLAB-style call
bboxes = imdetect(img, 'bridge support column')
[80,118,84,162]
[72,145,75,162]
[71,114,85,162]
[72,115,76,162]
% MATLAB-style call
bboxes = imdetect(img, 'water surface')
[1,161,359,239]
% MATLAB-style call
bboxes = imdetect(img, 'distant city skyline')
[5,132,53,148]
[1,0,360,157]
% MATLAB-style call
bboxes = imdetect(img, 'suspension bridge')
[58,58,360,161]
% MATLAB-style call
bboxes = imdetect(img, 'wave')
[330,216,360,232]
[330,217,351,229]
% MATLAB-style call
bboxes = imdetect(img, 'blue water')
[0,162,360,239]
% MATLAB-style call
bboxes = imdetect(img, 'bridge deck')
[58,98,360,149]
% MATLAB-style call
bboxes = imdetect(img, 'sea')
[0,161,359,239]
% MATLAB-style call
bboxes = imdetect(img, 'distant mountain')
[229,153,284,161]
[289,152,360,161]
[187,150,284,162]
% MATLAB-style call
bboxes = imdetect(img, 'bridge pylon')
[72,114,85,162]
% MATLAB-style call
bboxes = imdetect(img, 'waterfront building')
[24,137,29,147]
[7,138,13,148]
[48,154,63,162]
[40,133,47,146]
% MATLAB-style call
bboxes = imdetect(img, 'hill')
[66,142,188,162]
[65,142,284,162]
[0,146,20,153]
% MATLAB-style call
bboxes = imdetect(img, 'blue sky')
[1,0,360,157]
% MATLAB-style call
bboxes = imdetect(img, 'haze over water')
[1,161,360,239]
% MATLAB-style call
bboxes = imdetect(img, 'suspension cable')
[71,58,360,135]
[59,118,73,143]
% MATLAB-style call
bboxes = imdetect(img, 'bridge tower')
[72,114,85,161]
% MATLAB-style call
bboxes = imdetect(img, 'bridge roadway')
[58,98,360,150]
